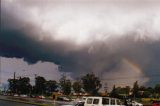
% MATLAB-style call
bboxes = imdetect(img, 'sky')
[0,0,160,91]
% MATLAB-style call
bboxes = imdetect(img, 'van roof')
[86,97,119,99]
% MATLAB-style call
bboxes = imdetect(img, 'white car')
[84,97,124,106]
[14,94,19,97]
[20,94,28,97]
[132,101,143,106]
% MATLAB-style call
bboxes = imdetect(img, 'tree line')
[7,73,102,96]
[7,73,160,98]
[110,81,160,98]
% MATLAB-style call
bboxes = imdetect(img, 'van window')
[102,98,109,105]
[93,99,99,104]
[87,98,93,104]
[111,99,115,105]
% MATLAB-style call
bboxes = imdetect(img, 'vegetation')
[8,79,19,94]
[59,75,72,95]
[155,84,160,94]
[72,80,82,93]
[132,81,139,97]
[35,76,46,95]
[45,80,58,95]
[81,73,102,95]
[6,73,160,98]
[110,81,160,98]
[8,77,31,94]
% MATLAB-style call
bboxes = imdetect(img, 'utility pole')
[0,57,1,84]
[13,72,16,94]
[0,57,1,90]
[14,72,16,80]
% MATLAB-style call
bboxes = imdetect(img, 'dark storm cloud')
[0,27,77,65]
[0,3,77,65]
[1,0,160,87]
[1,22,160,84]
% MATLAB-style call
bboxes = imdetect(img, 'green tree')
[143,91,152,98]
[17,77,31,94]
[73,80,82,93]
[110,86,131,98]
[132,81,139,98]
[81,73,102,95]
[45,80,58,95]
[110,85,118,97]
[125,86,131,96]
[139,86,146,91]
[59,75,72,95]
[8,77,31,95]
[35,76,46,95]
[147,87,154,95]
[8,79,18,94]
[155,84,160,94]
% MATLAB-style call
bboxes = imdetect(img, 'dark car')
[153,101,160,106]
[57,96,71,102]
[75,102,84,106]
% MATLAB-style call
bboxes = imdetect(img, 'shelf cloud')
[1,0,160,87]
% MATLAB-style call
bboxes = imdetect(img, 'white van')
[84,97,124,106]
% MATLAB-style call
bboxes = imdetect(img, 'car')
[76,101,85,106]
[153,101,160,106]
[36,95,45,99]
[3,93,8,96]
[20,94,28,98]
[13,94,19,97]
[30,95,36,98]
[57,96,71,102]
[131,101,143,106]
[84,97,124,106]
[76,97,87,103]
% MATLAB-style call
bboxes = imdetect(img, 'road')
[0,95,75,106]
[0,95,50,106]
[0,99,36,106]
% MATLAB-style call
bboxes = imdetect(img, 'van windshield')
[102,98,109,105]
